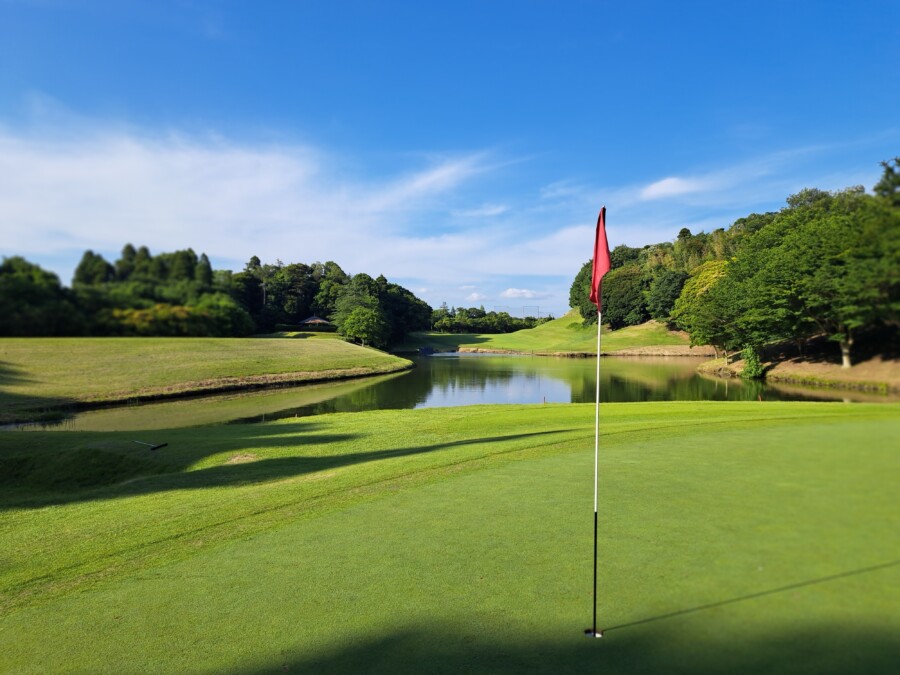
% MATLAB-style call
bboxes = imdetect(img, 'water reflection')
[10,354,885,432]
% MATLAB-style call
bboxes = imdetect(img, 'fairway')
[0,336,410,422]
[1,402,898,673]
[395,313,692,354]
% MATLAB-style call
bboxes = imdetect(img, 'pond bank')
[456,343,898,395]
[2,362,412,425]
[455,344,717,357]
[699,354,900,394]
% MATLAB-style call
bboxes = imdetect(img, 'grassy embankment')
[394,312,700,356]
[0,335,410,423]
[700,346,900,394]
[1,401,897,673]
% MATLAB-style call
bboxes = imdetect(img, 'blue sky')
[1,1,898,315]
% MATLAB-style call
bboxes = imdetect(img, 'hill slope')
[396,312,697,355]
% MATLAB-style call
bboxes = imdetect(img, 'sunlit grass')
[395,312,690,354]
[0,336,410,422]
[1,401,897,673]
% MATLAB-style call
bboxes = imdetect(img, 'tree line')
[0,246,433,348]
[570,158,899,368]
[430,303,552,334]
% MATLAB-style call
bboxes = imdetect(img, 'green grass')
[1,402,898,673]
[394,312,690,354]
[0,336,410,422]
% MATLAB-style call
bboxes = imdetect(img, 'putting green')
[1,402,898,673]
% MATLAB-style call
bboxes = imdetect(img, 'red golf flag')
[589,206,611,310]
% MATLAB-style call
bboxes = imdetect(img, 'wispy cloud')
[0,118,891,316]
[640,176,710,200]
[453,203,509,218]
[365,154,490,212]
[500,288,549,299]
[0,128,495,274]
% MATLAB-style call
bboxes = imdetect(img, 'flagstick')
[591,309,603,638]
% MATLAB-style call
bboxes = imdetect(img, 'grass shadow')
[603,559,900,633]
[227,621,900,674]
[0,427,567,510]
[0,360,78,425]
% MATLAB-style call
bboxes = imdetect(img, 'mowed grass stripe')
[0,402,897,673]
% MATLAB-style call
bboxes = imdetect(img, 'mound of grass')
[395,312,691,354]
[0,337,410,422]
[1,401,897,673]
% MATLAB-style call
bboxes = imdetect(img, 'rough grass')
[1,401,897,673]
[394,312,691,354]
[0,336,410,422]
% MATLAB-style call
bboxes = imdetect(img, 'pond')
[12,354,886,432]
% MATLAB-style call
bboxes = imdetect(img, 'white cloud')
[453,203,509,218]
[640,176,709,200]
[365,154,489,212]
[0,129,497,277]
[500,288,548,299]
[0,118,889,318]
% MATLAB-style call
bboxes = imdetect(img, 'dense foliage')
[570,158,900,366]
[1,247,433,347]
[430,304,552,334]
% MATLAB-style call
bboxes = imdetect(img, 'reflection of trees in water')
[570,367,803,403]
[246,355,827,423]
[260,356,524,420]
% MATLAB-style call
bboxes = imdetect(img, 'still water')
[18,354,879,432]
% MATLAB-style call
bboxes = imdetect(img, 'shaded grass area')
[394,313,690,354]
[1,402,898,672]
[0,336,410,423]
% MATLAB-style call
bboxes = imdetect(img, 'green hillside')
[395,312,692,354]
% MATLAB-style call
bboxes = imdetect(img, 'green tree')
[73,250,115,285]
[195,253,213,286]
[874,157,900,207]
[132,246,153,278]
[0,257,85,335]
[722,187,898,367]
[340,307,388,348]
[332,273,379,329]
[569,260,598,325]
[601,265,648,329]
[609,244,641,270]
[312,261,349,318]
[646,269,688,321]
[115,244,137,281]
[671,260,734,359]
[772,189,898,367]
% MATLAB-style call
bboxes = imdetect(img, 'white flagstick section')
[590,309,603,637]
[594,310,601,512]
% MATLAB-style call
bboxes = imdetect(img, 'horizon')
[1,1,897,315]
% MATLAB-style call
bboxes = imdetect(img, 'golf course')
[1,390,898,672]
[394,312,696,355]
[0,335,411,423]
[4,3,899,673]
